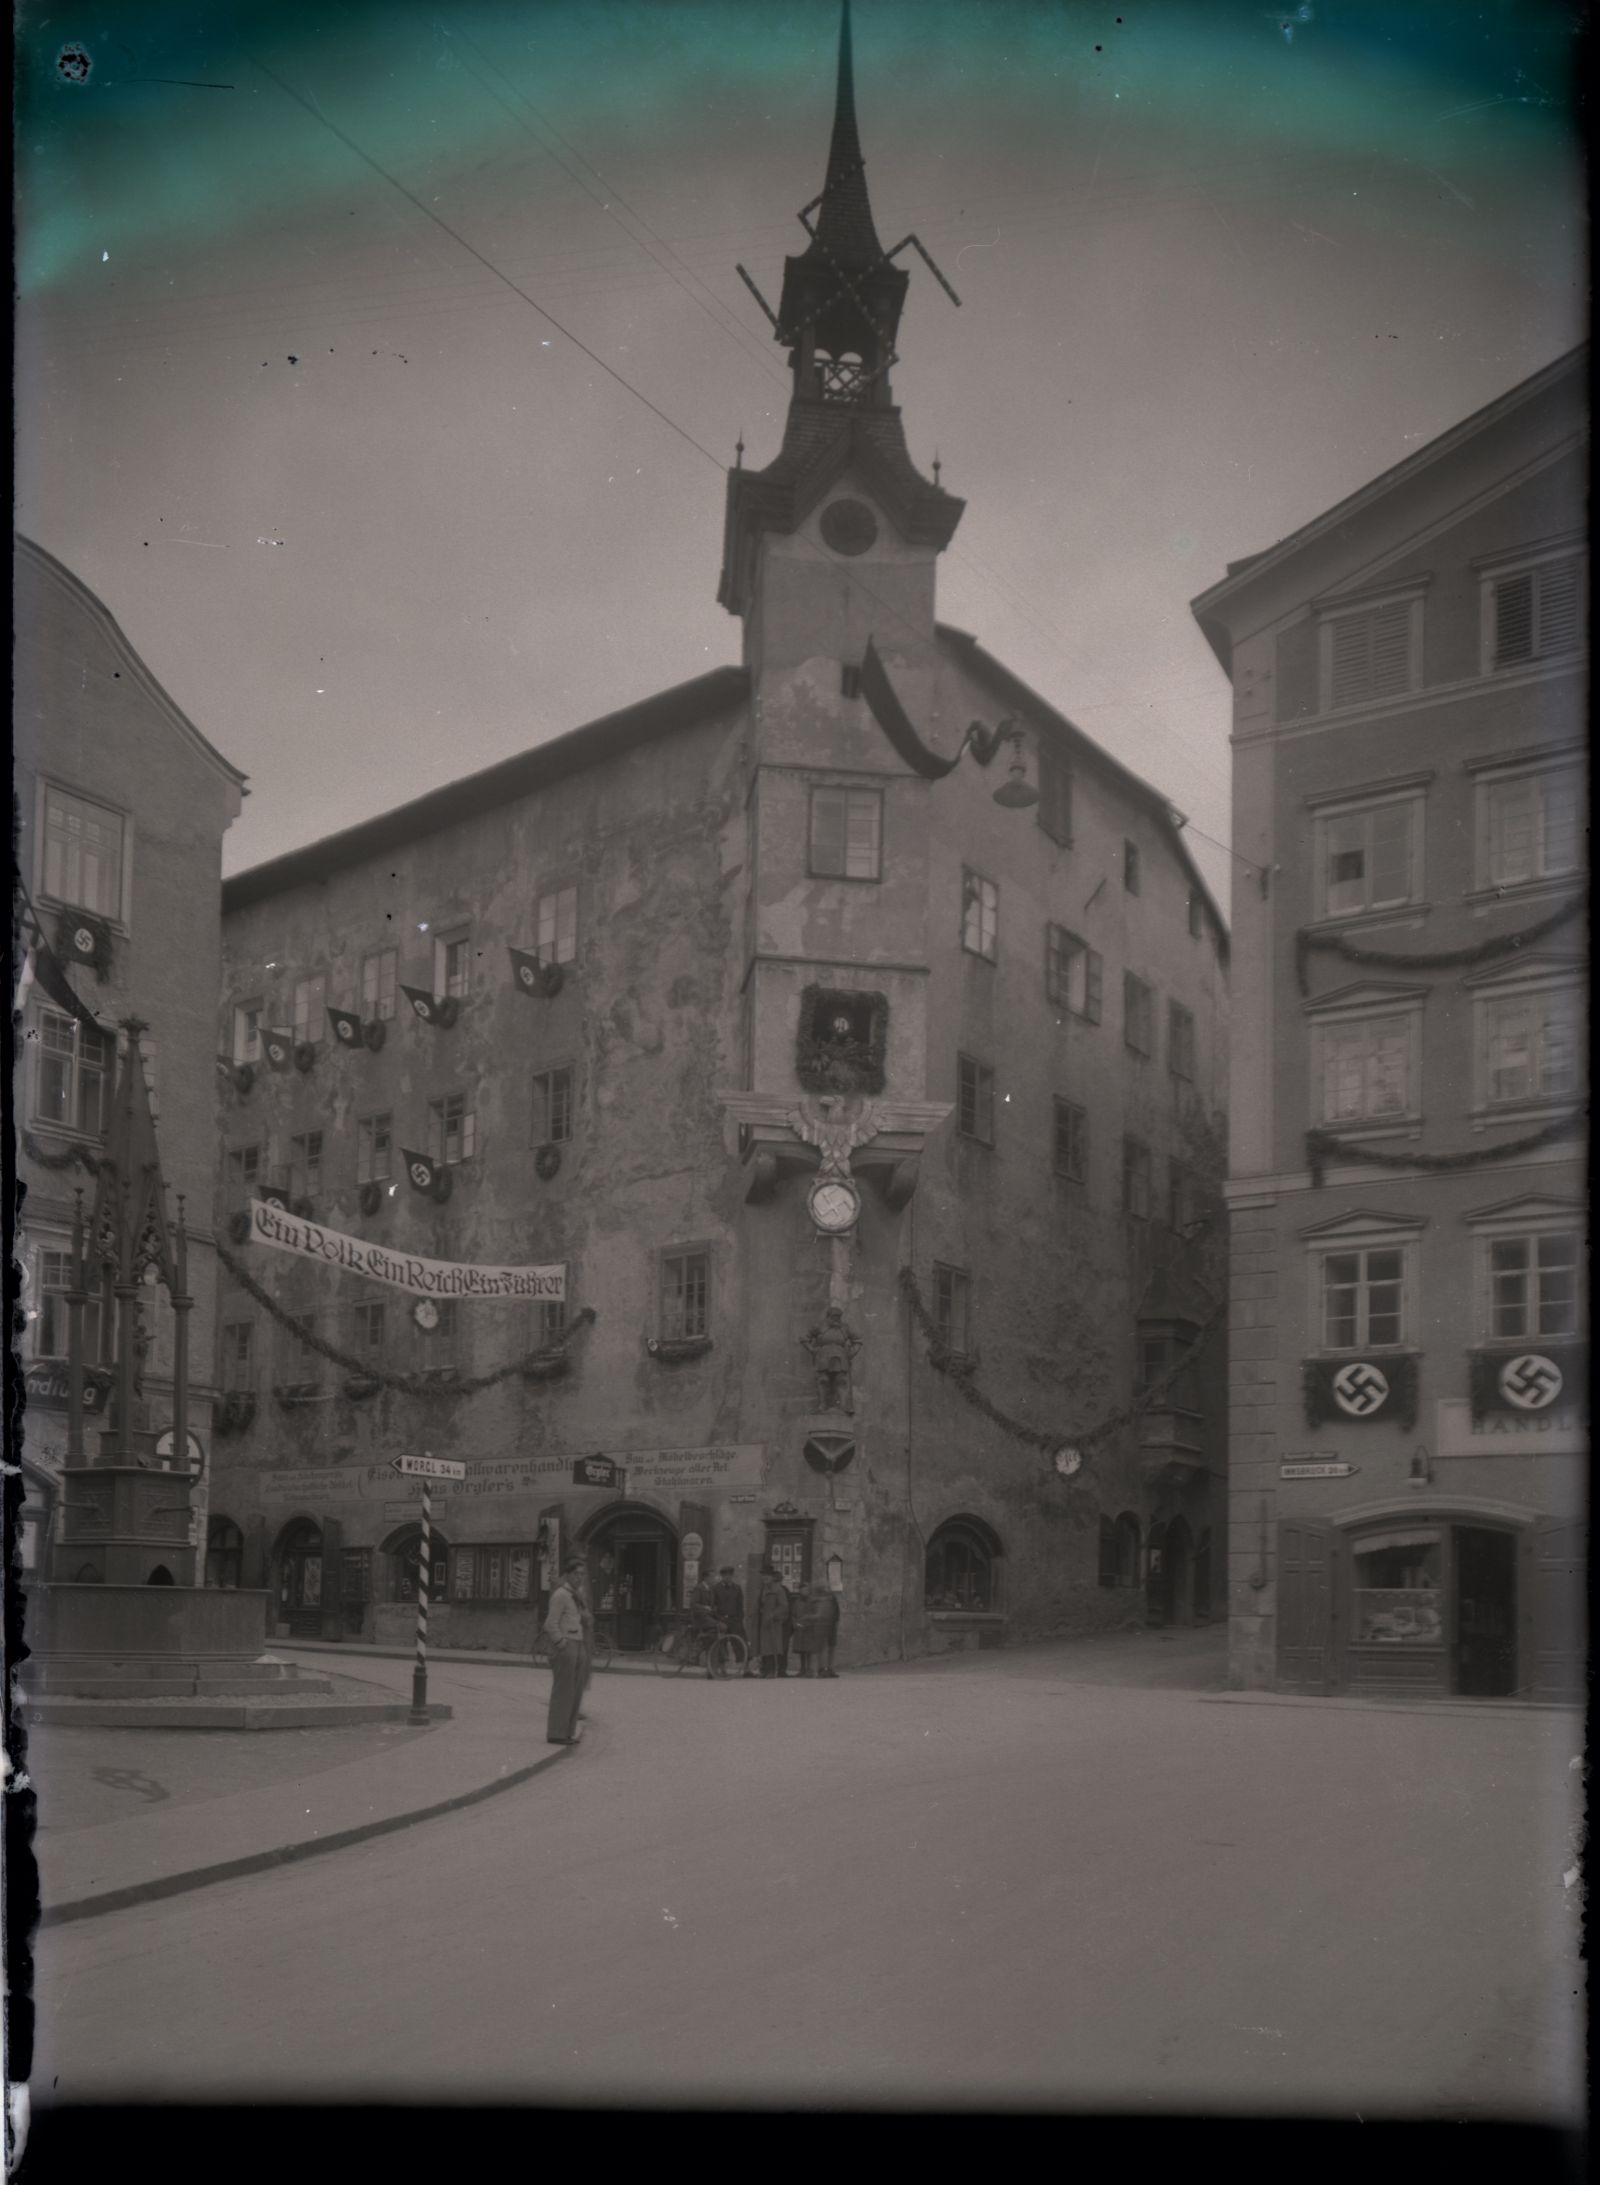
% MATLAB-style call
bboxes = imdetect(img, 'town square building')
[13,533,247,1578]
[1192,346,1586,1702]
[210,14,1229,1664]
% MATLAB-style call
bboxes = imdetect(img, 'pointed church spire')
[808,0,886,266]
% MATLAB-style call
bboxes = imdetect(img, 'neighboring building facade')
[1192,348,1586,1702]
[211,19,1229,1662]
[13,535,247,1576]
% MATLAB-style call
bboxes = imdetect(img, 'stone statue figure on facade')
[802,1305,863,1414]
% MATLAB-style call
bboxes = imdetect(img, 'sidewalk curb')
[39,1739,573,1930]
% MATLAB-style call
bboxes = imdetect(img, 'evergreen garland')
[1306,1109,1584,1187]
[898,1265,1224,1463]
[21,1131,104,1178]
[1294,890,1586,996]
[214,1239,595,1396]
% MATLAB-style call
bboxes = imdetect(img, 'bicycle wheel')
[653,1628,688,1676]
[707,1633,748,1680]
[590,1635,613,1672]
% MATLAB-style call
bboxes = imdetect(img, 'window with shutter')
[1314,793,1424,919]
[1325,599,1417,711]
[1490,555,1584,670]
[1479,764,1583,888]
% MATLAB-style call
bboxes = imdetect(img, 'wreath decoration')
[535,1143,562,1181]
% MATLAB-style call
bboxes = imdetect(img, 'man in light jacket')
[544,1557,587,1744]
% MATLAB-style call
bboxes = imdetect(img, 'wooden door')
[1527,1517,1586,1703]
[1277,1520,1338,1691]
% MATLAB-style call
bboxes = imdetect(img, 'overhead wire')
[253,62,729,477]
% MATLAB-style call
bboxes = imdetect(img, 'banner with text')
[249,1198,565,1301]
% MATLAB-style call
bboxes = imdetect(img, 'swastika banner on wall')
[248,1199,565,1301]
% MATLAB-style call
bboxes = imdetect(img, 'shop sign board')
[261,1445,764,1511]
[1434,1399,1586,1458]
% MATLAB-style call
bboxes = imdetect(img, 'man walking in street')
[815,1579,841,1677]
[543,1556,588,1745]
[712,1564,751,1673]
[791,1581,821,1677]
[756,1563,790,1679]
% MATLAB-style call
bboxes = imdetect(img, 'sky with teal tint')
[15,0,1584,890]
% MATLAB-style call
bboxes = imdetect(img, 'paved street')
[30,1633,1583,2116]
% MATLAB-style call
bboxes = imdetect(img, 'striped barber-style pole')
[409,1476,432,1722]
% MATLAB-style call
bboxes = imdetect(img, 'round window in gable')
[819,499,878,557]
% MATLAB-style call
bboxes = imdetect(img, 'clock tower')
[717,0,964,686]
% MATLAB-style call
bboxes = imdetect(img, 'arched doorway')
[1147,1515,1195,1626]
[582,1505,677,1653]
[273,1517,324,1637]
[924,1516,1003,1612]
[381,1523,451,1607]
[146,1565,175,1586]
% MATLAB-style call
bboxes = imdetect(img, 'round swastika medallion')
[1499,1353,1563,1411]
[1332,1360,1389,1417]
[412,996,431,1017]
[518,963,536,989]
[409,1161,432,1189]
[819,498,878,557]
[73,926,96,955]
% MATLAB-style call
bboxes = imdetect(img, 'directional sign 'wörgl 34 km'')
[391,1454,468,1482]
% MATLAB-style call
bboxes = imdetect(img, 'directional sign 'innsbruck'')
[13,0,1582,2135]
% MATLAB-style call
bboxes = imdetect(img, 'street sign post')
[572,1454,624,1490]
[391,1453,468,1483]
[390,1454,466,1719]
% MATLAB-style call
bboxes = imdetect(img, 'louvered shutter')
[1085,949,1103,1024]
[1536,557,1582,656]
[1330,601,1414,706]
[1494,572,1535,667]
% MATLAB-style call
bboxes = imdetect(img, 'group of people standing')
[543,1552,845,1738]
[738,1563,841,1679]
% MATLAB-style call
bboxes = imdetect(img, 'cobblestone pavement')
[28,1632,1584,2117]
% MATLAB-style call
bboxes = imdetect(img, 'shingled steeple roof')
[803,0,887,269]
